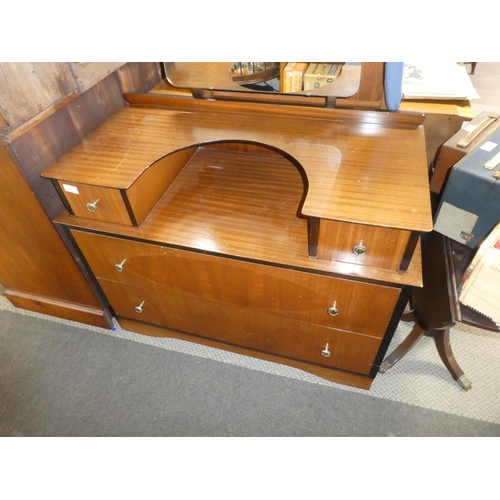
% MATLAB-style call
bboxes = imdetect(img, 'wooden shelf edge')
[4,289,113,329]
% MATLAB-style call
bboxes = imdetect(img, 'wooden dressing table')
[41,65,433,390]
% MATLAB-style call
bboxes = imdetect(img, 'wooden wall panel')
[0,142,109,327]
[68,62,126,93]
[8,107,81,219]
[117,62,162,94]
[66,71,126,140]
[0,63,77,129]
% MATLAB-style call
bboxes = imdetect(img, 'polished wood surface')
[71,230,401,338]
[101,278,381,375]
[118,317,374,389]
[126,92,426,128]
[317,219,411,271]
[125,146,196,225]
[5,290,110,329]
[0,143,110,327]
[0,63,162,328]
[56,147,424,287]
[58,182,132,225]
[42,102,432,233]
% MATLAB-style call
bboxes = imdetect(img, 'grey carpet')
[1,310,499,436]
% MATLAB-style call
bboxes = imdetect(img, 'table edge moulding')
[41,94,433,390]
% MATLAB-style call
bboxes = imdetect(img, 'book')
[282,62,308,93]
[459,221,500,323]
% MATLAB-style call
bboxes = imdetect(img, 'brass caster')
[379,360,391,374]
[457,375,472,391]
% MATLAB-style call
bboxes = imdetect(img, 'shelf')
[145,147,309,259]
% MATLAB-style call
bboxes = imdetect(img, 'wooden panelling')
[99,279,383,375]
[68,62,126,93]
[344,62,386,108]
[7,106,81,219]
[117,62,162,94]
[71,230,401,338]
[118,317,374,389]
[5,290,110,329]
[317,219,411,271]
[66,71,126,140]
[0,107,8,128]
[0,63,77,129]
[0,143,109,326]
[5,91,79,143]
[126,147,197,225]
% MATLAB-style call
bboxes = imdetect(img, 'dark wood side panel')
[0,143,110,327]
[117,62,163,94]
[7,106,81,220]
[66,71,126,140]
[343,62,386,109]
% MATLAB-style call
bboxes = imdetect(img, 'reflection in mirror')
[229,62,345,93]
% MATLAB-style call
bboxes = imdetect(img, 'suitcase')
[431,111,500,194]
[434,126,500,249]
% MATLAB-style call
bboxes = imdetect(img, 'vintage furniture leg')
[380,231,472,390]
[379,323,425,373]
[433,327,472,390]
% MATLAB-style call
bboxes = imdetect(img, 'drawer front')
[73,231,401,338]
[317,219,411,271]
[59,181,133,226]
[99,278,382,375]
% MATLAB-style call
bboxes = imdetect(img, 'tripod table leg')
[379,323,425,374]
[432,327,472,391]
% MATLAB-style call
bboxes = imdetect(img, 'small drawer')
[59,181,133,226]
[72,230,401,338]
[317,219,412,271]
[98,278,383,376]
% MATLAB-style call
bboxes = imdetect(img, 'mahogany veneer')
[44,97,433,390]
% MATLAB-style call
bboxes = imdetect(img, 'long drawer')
[72,230,401,338]
[98,278,383,375]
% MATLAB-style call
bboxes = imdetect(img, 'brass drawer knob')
[114,259,126,272]
[353,241,366,256]
[86,199,100,213]
[327,301,339,317]
[321,343,331,357]
[135,301,145,314]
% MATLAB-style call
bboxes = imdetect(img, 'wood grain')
[55,146,425,287]
[71,230,401,338]
[5,290,110,328]
[0,143,108,325]
[68,62,126,93]
[8,106,81,219]
[57,182,132,225]
[116,62,162,94]
[0,63,77,129]
[317,219,411,271]
[126,147,197,225]
[100,278,382,375]
[41,104,432,232]
[118,317,374,389]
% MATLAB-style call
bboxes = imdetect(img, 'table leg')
[432,327,472,391]
[379,323,425,373]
